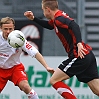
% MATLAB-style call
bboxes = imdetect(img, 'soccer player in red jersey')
[24,0,99,99]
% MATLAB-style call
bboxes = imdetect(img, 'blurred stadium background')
[0,0,99,56]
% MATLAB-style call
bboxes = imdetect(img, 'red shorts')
[0,63,28,92]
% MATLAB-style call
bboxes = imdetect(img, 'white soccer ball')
[7,30,25,48]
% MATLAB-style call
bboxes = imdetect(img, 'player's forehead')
[2,21,13,25]
[1,22,14,27]
[1,23,14,30]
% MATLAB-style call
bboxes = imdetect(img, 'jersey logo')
[26,42,32,50]
[62,12,69,18]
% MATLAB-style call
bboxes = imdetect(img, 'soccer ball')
[7,30,25,48]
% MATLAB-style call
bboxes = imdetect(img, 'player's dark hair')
[42,0,58,10]
[0,17,15,27]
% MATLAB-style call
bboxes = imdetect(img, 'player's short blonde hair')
[42,0,58,10]
[0,17,15,27]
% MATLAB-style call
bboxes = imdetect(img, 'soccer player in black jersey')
[24,0,99,99]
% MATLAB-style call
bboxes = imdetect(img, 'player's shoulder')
[54,10,73,23]
[55,15,73,22]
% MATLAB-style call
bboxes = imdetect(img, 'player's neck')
[51,9,59,19]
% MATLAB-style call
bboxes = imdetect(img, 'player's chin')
[5,36,8,40]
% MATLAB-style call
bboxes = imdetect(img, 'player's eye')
[4,28,8,30]
[4,28,13,31]
[9,28,13,30]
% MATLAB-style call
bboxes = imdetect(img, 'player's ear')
[46,7,51,12]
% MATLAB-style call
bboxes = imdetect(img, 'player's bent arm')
[35,52,55,74]
[35,52,49,69]
[22,40,54,73]
[24,11,54,29]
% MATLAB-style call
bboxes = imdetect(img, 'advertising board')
[1,56,99,99]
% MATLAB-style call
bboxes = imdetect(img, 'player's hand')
[24,11,34,20]
[46,67,55,74]
[77,43,87,59]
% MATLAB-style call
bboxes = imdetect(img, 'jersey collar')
[54,10,63,18]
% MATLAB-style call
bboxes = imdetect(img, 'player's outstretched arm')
[24,11,54,30]
[35,52,55,74]
[24,11,34,20]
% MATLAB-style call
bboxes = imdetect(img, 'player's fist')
[24,11,34,20]
[46,67,55,74]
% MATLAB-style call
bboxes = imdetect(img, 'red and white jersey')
[0,32,38,69]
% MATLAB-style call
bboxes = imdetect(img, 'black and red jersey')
[33,10,92,57]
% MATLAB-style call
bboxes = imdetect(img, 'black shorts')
[58,51,99,83]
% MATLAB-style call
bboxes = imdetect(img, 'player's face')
[42,4,52,19]
[0,22,14,40]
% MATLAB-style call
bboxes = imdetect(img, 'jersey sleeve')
[22,39,38,57]
[68,21,82,44]
[33,17,54,30]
